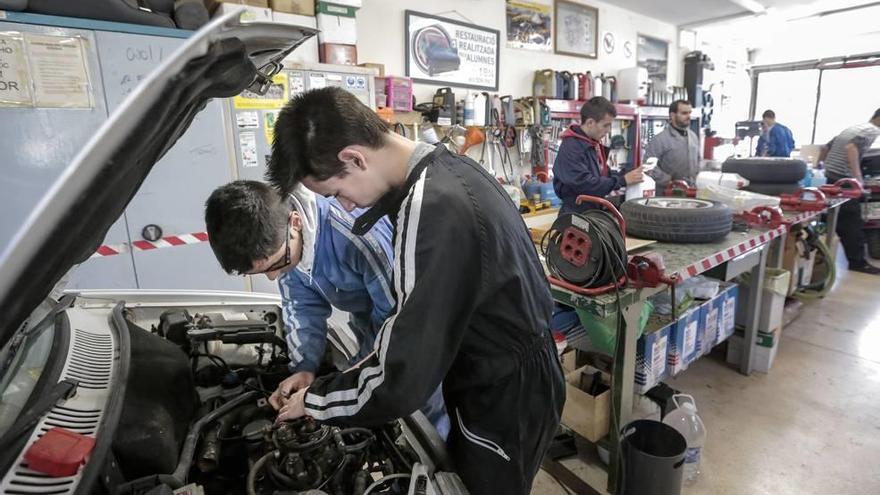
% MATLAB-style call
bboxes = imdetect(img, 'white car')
[0,13,464,495]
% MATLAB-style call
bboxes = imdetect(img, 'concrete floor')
[533,250,880,495]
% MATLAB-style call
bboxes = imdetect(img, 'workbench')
[540,198,846,495]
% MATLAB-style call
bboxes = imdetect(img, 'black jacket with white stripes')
[302,145,556,425]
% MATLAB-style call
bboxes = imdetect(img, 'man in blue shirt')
[756,109,795,157]
[552,96,643,215]
[204,180,449,437]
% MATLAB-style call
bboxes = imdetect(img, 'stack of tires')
[722,157,808,196]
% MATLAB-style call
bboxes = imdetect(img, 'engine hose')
[338,427,375,453]
[173,391,259,484]
[363,473,412,495]
[541,210,627,287]
[793,237,835,300]
[247,451,276,495]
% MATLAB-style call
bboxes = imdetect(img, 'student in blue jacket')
[204,180,449,438]
[756,109,795,157]
[552,96,644,215]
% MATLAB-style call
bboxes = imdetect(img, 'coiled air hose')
[793,235,835,300]
[541,209,628,288]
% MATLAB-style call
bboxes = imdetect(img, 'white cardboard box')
[317,12,357,45]
[272,12,319,64]
[214,3,273,23]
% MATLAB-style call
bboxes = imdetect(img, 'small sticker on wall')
[239,131,258,168]
[264,110,279,144]
[236,111,259,129]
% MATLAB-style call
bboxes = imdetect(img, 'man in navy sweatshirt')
[553,96,643,215]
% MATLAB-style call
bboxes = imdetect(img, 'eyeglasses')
[249,213,293,275]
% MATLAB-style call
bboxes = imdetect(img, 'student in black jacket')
[266,87,565,495]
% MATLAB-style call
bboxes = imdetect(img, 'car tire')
[621,198,733,243]
[722,158,807,183]
[742,181,802,196]
[867,229,880,260]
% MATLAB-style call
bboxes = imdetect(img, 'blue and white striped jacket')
[278,197,395,374]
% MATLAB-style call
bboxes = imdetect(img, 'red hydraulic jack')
[818,178,865,199]
[664,180,697,198]
[779,188,827,212]
[734,205,789,229]
[627,253,679,288]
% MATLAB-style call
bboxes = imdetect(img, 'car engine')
[109,304,450,495]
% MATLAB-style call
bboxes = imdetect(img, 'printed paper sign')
[684,320,697,357]
[236,111,259,129]
[405,10,500,91]
[239,131,258,168]
[234,73,288,110]
[308,73,326,89]
[289,71,305,96]
[0,32,32,106]
[652,336,667,382]
[26,34,92,108]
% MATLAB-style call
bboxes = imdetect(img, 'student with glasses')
[204,180,449,438]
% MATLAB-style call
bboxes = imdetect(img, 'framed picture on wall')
[554,0,598,59]
[405,10,500,91]
[506,0,553,52]
[637,34,669,87]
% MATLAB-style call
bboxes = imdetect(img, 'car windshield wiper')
[0,379,78,452]
[0,295,75,378]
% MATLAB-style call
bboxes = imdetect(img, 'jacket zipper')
[455,409,511,462]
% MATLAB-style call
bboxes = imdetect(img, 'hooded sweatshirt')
[552,125,626,215]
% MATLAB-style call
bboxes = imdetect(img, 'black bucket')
[620,420,687,495]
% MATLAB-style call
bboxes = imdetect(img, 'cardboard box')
[316,3,357,44]
[667,307,700,376]
[718,282,738,343]
[635,323,671,394]
[207,0,269,12]
[212,2,273,22]
[359,63,385,77]
[320,0,362,7]
[735,269,791,333]
[273,12,319,64]
[319,43,357,65]
[698,296,722,356]
[726,328,780,373]
[269,0,314,15]
[561,366,610,442]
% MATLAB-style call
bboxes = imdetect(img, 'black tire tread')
[722,158,807,183]
[621,199,733,243]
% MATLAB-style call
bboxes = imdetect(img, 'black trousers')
[827,173,867,268]
[445,332,566,495]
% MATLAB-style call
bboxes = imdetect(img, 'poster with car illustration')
[506,0,552,52]
[405,10,500,91]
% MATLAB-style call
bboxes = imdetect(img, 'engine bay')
[97,295,461,495]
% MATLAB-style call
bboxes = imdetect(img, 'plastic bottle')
[464,92,475,126]
[662,394,706,485]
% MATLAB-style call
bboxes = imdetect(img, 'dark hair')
[204,180,289,274]
[669,100,691,114]
[762,109,775,119]
[267,87,390,195]
[580,96,617,124]
[872,108,880,121]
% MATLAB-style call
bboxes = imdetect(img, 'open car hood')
[0,12,316,349]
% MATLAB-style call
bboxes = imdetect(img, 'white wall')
[355,0,679,102]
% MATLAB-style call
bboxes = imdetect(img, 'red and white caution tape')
[91,232,209,258]
[681,225,788,280]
